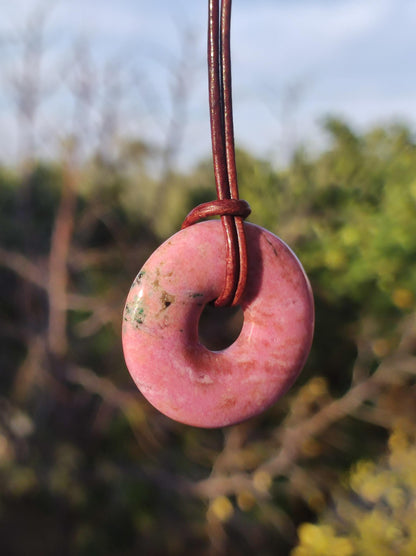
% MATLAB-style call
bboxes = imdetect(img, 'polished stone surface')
[122,221,314,428]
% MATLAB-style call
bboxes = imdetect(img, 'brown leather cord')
[182,0,251,307]
[182,199,251,228]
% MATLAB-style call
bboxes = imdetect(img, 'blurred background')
[1,1,416,554]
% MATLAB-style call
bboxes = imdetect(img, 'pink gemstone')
[122,221,314,428]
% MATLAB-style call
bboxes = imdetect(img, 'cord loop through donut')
[182,0,249,308]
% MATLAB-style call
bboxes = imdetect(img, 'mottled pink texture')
[122,221,314,428]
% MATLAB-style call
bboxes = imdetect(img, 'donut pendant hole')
[198,303,244,351]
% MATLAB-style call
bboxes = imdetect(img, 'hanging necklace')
[122,0,314,428]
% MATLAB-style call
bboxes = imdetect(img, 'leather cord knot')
[181,199,251,229]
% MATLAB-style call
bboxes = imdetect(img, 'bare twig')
[11,335,45,402]
[0,246,45,289]
[47,158,76,356]
[193,315,416,499]
[66,365,161,454]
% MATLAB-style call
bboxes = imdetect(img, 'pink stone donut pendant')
[122,221,314,428]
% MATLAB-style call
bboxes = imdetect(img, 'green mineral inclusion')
[125,271,204,327]
[126,270,146,326]
[133,304,145,325]
[125,282,146,327]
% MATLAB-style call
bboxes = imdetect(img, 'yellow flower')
[293,524,353,556]
[386,486,406,510]
[237,490,256,511]
[350,460,376,494]
[389,426,409,454]
[392,288,414,309]
[308,377,328,398]
[371,338,391,358]
[209,496,234,522]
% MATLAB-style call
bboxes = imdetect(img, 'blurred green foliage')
[0,119,416,555]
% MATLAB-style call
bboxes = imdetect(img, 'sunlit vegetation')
[293,423,416,556]
[1,119,416,554]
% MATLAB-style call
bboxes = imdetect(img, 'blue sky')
[1,0,415,168]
